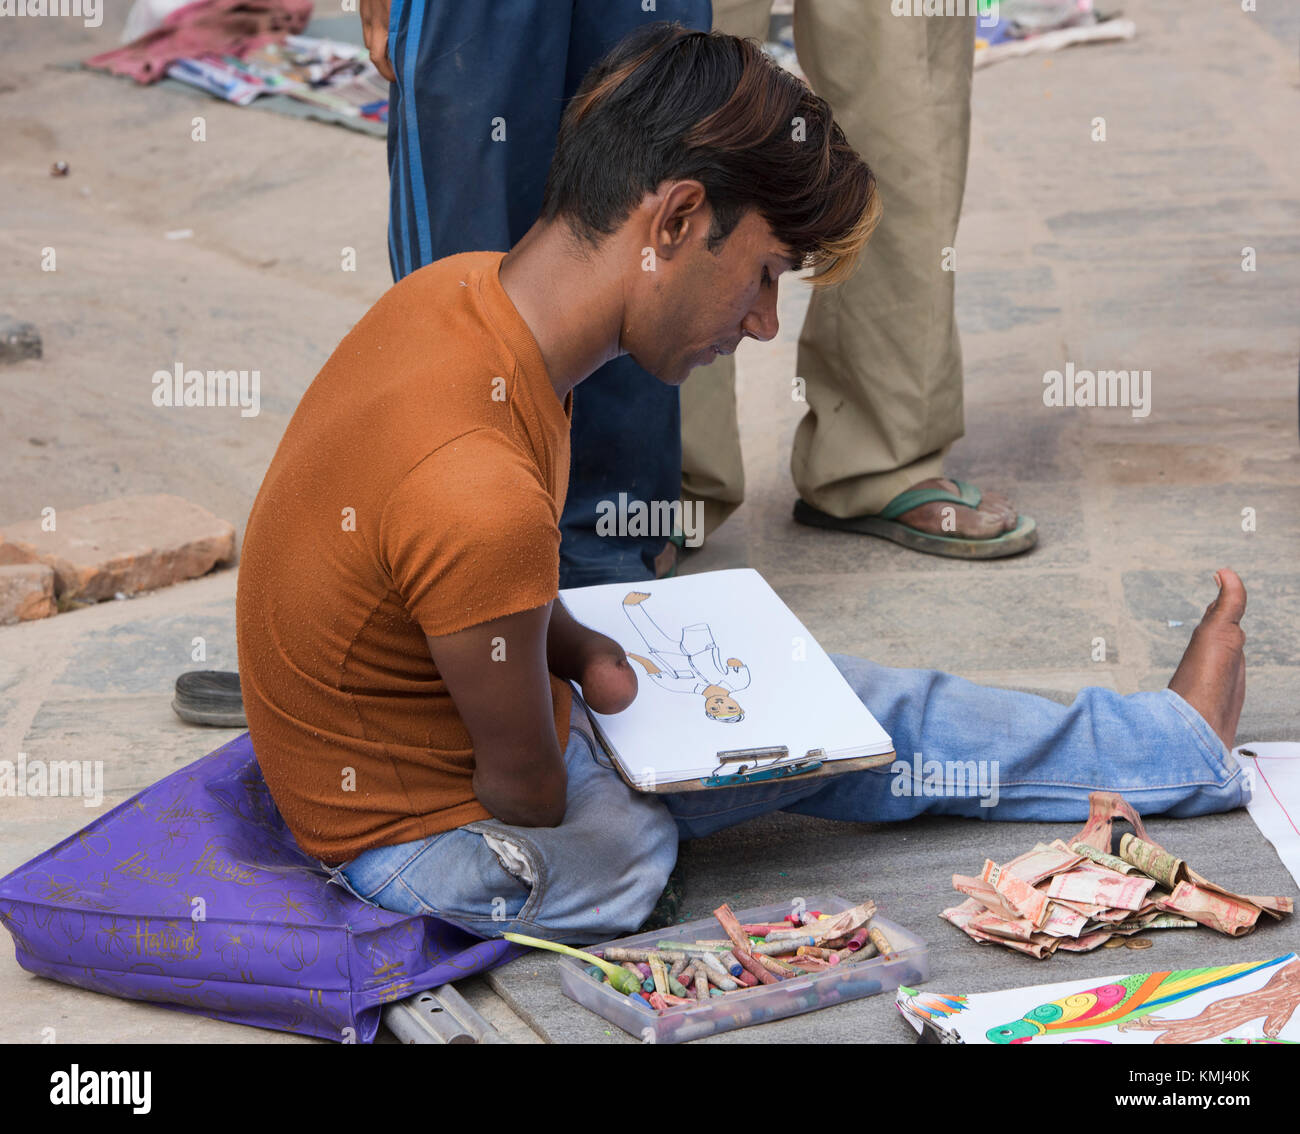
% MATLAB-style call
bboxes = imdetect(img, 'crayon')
[712,903,753,954]
[729,1005,776,1027]
[843,927,873,952]
[795,946,839,963]
[642,978,655,992]
[734,949,780,985]
[648,953,671,996]
[788,956,832,971]
[752,951,798,978]
[867,926,893,956]
[585,964,606,981]
[698,951,730,979]
[667,954,689,982]
[689,964,710,1002]
[761,927,819,943]
[667,973,689,998]
[660,992,694,1007]
[621,962,644,982]
[740,924,788,936]
[655,940,729,954]
[648,992,669,1011]
[661,1017,719,1043]
[732,968,759,988]
[634,962,652,980]
[750,938,812,956]
[718,950,745,977]
[603,946,654,963]
[697,960,739,992]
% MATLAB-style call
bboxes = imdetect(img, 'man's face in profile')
[626,206,794,387]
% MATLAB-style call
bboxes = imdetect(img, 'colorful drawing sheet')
[1238,742,1300,892]
[558,569,893,786]
[897,953,1300,1044]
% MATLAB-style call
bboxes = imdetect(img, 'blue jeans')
[322,655,1248,944]
[386,0,712,586]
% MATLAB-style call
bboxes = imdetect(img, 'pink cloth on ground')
[85,0,313,84]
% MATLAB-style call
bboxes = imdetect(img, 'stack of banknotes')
[943,792,1294,959]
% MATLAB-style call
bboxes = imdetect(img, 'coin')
[1126,937,1154,950]
[1102,938,1127,949]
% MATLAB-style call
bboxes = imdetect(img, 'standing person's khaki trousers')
[682,0,974,536]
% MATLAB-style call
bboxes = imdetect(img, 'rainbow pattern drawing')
[895,953,1300,1045]
[986,958,1282,1043]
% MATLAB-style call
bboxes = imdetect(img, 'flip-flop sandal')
[659,531,687,578]
[793,479,1038,560]
[172,670,247,727]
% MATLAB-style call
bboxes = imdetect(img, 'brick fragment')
[0,495,235,601]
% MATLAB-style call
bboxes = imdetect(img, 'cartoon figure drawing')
[621,591,750,723]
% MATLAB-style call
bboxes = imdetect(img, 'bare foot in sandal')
[893,477,1019,539]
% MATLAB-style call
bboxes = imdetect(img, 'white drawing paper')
[1237,742,1300,892]
[558,569,893,786]
[897,953,1300,1044]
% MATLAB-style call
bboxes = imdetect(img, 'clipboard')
[571,690,897,794]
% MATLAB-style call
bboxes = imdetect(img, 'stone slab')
[0,494,235,602]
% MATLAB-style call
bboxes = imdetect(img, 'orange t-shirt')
[236,251,572,865]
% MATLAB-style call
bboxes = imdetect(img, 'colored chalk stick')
[648,953,671,996]
[735,949,780,985]
[719,950,744,976]
[604,946,654,963]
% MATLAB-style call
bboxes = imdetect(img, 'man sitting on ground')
[236,25,1249,944]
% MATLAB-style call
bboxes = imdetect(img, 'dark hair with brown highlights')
[539,23,880,287]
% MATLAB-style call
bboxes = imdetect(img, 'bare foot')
[1167,569,1247,747]
[893,478,1019,539]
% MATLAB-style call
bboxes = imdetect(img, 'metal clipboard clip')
[700,746,825,788]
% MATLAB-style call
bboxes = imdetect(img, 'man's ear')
[649,180,710,264]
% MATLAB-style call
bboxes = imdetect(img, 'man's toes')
[964,510,1008,539]
[1208,568,1247,624]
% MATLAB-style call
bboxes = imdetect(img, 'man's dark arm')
[425,604,566,827]
[424,601,639,827]
[546,599,638,714]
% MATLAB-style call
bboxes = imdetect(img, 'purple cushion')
[0,733,523,1042]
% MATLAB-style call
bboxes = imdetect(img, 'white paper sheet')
[897,952,1300,1044]
[558,569,893,786]
[1236,742,1300,892]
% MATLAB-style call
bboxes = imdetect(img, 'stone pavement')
[1,1,1297,1043]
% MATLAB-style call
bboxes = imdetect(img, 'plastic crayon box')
[558,896,928,1043]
